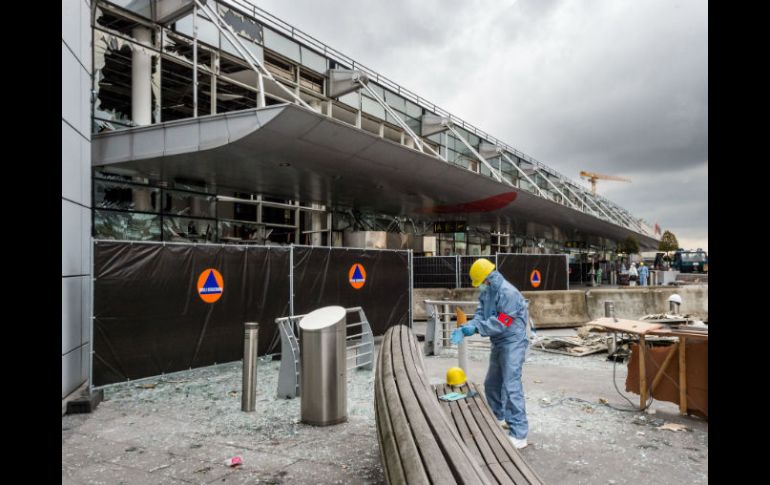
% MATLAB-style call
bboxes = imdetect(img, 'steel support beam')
[193,0,315,112]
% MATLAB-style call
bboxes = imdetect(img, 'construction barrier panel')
[93,242,411,386]
[93,241,290,386]
[496,254,569,291]
[291,246,411,336]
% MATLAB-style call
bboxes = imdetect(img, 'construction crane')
[579,171,631,195]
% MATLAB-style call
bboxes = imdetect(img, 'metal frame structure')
[92,0,655,244]
[275,306,374,399]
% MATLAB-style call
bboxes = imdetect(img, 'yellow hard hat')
[446,367,467,386]
[469,258,496,287]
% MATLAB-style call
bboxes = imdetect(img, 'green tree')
[658,230,679,252]
[618,235,640,255]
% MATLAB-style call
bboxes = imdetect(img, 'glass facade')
[91,0,650,250]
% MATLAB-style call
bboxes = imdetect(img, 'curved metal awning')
[92,104,658,248]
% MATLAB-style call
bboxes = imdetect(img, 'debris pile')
[531,325,608,357]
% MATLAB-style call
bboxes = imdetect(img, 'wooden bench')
[375,325,545,484]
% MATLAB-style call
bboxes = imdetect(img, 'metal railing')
[423,299,537,358]
[275,306,374,399]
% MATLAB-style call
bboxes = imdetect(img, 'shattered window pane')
[162,189,216,218]
[218,219,264,242]
[94,210,161,241]
[162,216,216,242]
[94,180,160,212]
[218,4,263,42]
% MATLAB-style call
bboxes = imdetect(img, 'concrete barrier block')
[523,290,589,328]
[412,288,455,320]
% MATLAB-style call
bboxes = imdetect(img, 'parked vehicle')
[672,249,708,273]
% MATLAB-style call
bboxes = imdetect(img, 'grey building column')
[132,26,153,126]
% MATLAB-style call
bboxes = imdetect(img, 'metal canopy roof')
[92,104,658,248]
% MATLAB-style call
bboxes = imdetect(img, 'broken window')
[299,69,324,94]
[162,216,216,242]
[94,210,161,241]
[94,179,160,212]
[162,188,216,218]
[264,52,296,83]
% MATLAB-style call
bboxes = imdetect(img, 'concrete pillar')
[133,187,153,212]
[132,26,153,126]
[311,204,324,246]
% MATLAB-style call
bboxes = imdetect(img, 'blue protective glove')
[461,325,476,337]
[451,328,464,345]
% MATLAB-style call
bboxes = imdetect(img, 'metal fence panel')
[458,255,491,288]
[412,256,458,288]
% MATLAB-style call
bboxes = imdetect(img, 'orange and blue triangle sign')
[349,263,367,289]
[530,269,542,288]
[197,268,224,303]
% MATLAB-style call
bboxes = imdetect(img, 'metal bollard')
[605,301,615,319]
[604,302,617,354]
[669,301,680,314]
[300,306,347,426]
[242,322,259,412]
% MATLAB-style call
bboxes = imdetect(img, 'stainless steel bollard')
[604,302,617,354]
[242,322,259,412]
[300,306,347,426]
[604,301,615,319]
[669,301,680,314]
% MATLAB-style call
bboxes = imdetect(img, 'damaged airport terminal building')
[62,0,661,402]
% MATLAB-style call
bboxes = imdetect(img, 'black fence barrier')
[458,255,486,288]
[292,246,411,336]
[413,256,457,288]
[496,254,569,291]
[93,241,290,386]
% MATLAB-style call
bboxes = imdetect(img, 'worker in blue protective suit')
[638,262,649,286]
[451,258,529,449]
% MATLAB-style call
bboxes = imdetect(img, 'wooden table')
[648,327,708,415]
[589,318,664,409]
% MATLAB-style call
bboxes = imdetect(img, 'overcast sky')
[252,0,708,251]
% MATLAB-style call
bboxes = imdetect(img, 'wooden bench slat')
[378,328,431,485]
[435,384,486,466]
[488,463,512,484]
[450,383,502,467]
[466,382,545,484]
[481,464,497,484]
[398,327,493,484]
[375,325,545,485]
[375,350,408,485]
[393,327,486,483]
